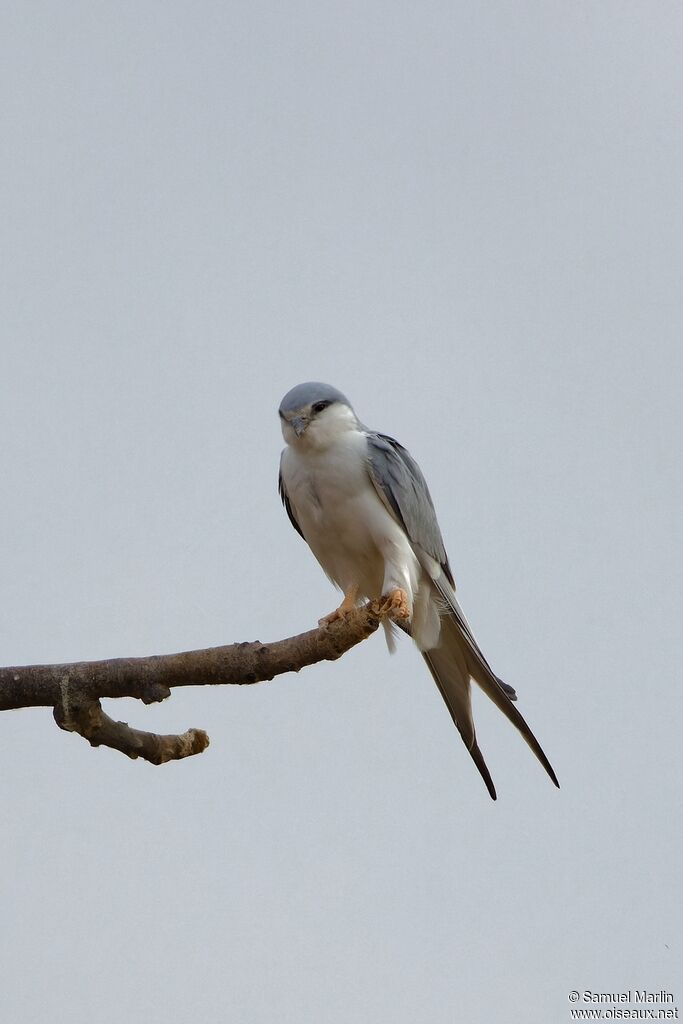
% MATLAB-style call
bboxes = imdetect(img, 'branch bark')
[1,599,397,764]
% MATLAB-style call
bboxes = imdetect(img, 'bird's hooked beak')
[290,415,308,437]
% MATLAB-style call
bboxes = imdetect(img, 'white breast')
[281,430,419,602]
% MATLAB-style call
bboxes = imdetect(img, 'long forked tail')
[423,608,559,800]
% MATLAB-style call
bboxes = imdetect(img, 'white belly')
[281,432,419,601]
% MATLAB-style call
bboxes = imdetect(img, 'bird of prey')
[278,381,559,799]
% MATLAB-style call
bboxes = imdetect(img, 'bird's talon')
[318,588,360,628]
[382,588,410,621]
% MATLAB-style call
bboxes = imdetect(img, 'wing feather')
[365,431,455,586]
[278,462,305,540]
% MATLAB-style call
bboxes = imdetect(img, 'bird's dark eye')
[312,400,331,414]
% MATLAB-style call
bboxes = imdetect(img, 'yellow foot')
[318,586,360,627]
[381,588,411,621]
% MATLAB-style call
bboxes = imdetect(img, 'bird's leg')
[381,588,411,621]
[318,584,360,627]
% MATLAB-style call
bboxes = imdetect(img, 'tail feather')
[423,591,560,796]
[466,648,560,789]
[422,625,498,800]
[425,648,498,800]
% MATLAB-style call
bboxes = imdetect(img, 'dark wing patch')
[278,469,305,540]
[365,432,455,586]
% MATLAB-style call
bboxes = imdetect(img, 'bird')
[277,381,559,799]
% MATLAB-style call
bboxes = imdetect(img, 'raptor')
[278,381,559,799]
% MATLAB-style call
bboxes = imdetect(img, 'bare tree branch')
[1,599,399,764]
[53,696,210,764]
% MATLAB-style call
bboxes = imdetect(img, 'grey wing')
[365,431,455,585]
[365,431,504,677]
[278,462,305,540]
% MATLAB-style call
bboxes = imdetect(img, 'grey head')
[279,381,353,438]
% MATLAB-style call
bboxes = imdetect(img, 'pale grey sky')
[1,2,681,1022]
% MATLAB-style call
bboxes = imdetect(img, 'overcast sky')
[1,3,681,1022]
